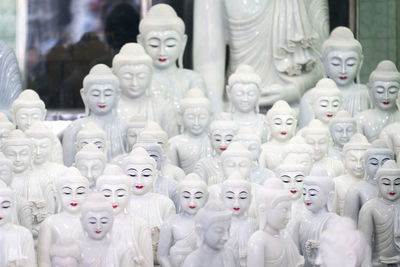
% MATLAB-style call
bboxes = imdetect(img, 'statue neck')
[200,242,222,256]
[311,207,329,217]
[121,93,148,103]
[264,224,280,237]
[233,109,257,121]
[154,64,178,75]
[338,81,357,91]
[89,112,114,121]
[84,235,111,246]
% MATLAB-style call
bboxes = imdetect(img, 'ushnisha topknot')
[227,65,262,89]
[221,172,251,193]
[343,133,370,154]
[375,160,400,178]
[364,139,394,160]
[256,178,292,210]
[82,64,120,91]
[75,122,107,148]
[309,78,342,103]
[195,200,231,229]
[80,192,113,215]
[0,112,14,129]
[112,43,152,74]
[329,110,355,124]
[25,121,53,139]
[368,60,400,85]
[322,27,362,56]
[282,136,314,159]
[11,89,46,113]
[57,167,89,191]
[177,173,208,193]
[179,88,211,112]
[139,4,185,35]
[122,146,156,170]
[96,164,131,189]
[303,166,335,194]
[1,129,32,149]
[221,142,252,161]
[265,100,297,122]
[301,119,330,136]
[126,115,147,130]
[74,143,106,164]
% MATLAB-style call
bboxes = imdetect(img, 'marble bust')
[282,136,314,175]
[138,4,207,111]
[124,115,147,152]
[356,60,400,142]
[49,238,81,267]
[0,112,15,145]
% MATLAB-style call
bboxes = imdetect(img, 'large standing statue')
[193,0,329,110]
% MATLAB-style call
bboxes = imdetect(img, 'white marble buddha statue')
[96,164,153,267]
[227,65,267,143]
[221,173,257,267]
[75,122,107,156]
[0,181,36,267]
[356,60,400,142]
[0,112,15,146]
[62,64,126,166]
[74,144,107,190]
[125,115,147,152]
[79,193,133,267]
[122,147,176,261]
[247,178,303,267]
[358,160,400,267]
[327,110,357,161]
[333,134,370,216]
[11,89,63,163]
[194,116,239,185]
[49,238,81,267]
[37,167,89,267]
[344,139,394,224]
[281,136,314,175]
[182,200,237,267]
[138,4,207,111]
[167,88,212,174]
[259,100,297,171]
[158,173,209,267]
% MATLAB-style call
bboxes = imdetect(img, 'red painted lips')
[281,132,287,135]
[389,192,396,196]
[233,207,240,211]
[158,58,167,62]
[290,190,297,194]
[98,105,106,108]
[189,206,196,209]
[112,205,118,209]
[220,147,227,151]
[339,76,347,80]
[136,186,144,189]
[70,203,78,207]
[95,230,102,234]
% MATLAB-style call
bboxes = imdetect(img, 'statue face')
[230,83,259,113]
[284,153,313,175]
[222,156,252,179]
[0,194,12,226]
[60,183,89,214]
[0,164,12,186]
[77,137,105,152]
[303,184,328,213]
[324,50,360,87]
[267,200,292,231]
[125,162,154,195]
[85,83,117,115]
[146,148,163,171]
[305,134,329,161]
[100,184,130,215]
[269,115,296,142]
[0,126,14,142]
[279,170,305,199]
[180,187,207,215]
[3,144,32,173]
[126,127,144,150]
[143,30,183,69]
[75,158,105,187]
[117,64,151,98]
[182,107,210,136]
[52,257,79,267]
[81,210,113,240]
[222,185,251,216]
[377,175,400,201]
[370,81,399,111]
[31,137,52,165]
[344,149,365,178]
[14,107,44,131]
[364,153,392,179]
[312,96,341,124]
[210,129,235,155]
[237,139,260,161]
[203,219,230,250]
[330,122,357,148]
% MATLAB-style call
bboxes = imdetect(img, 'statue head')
[194,200,231,250]
[80,193,114,241]
[256,178,292,232]
[276,161,307,200]
[329,110,357,149]
[321,27,363,87]
[122,147,156,196]
[0,112,15,142]
[302,119,331,162]
[221,142,252,180]
[11,89,46,131]
[75,122,107,154]
[303,167,335,213]
[367,60,400,111]
[56,167,89,214]
[227,65,262,113]
[282,136,314,175]
[50,238,81,267]
[375,160,400,201]
[265,100,297,142]
[208,114,239,156]
[308,79,342,124]
[0,180,13,226]
[138,4,187,70]
[232,128,261,162]
[125,115,147,151]
[81,64,120,116]
[133,140,165,171]
[25,121,53,165]
[178,173,208,215]
[364,139,394,180]
[0,152,12,186]
[221,172,252,217]
[138,122,169,152]
[179,88,211,136]
[74,144,106,188]
[342,134,370,179]
[96,164,131,215]
[1,130,32,173]
[112,43,152,99]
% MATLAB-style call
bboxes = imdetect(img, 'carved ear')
[356,55,364,83]
[80,88,89,116]
[178,34,188,69]
[326,191,336,212]
[42,108,47,120]
[258,204,267,229]
[137,34,143,45]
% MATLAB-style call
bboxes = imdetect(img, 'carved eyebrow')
[239,191,248,194]
[194,191,204,195]
[182,191,191,194]
[77,186,86,190]
[62,187,72,190]
[226,191,235,194]
[143,168,152,172]
[294,175,304,178]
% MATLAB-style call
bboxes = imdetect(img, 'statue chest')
[224,0,268,20]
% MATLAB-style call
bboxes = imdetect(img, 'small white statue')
[75,122,107,156]
[37,167,89,267]
[221,174,257,267]
[227,65,267,143]
[167,88,212,174]
[182,200,237,267]
[281,136,314,175]
[0,181,36,267]
[62,64,126,166]
[343,139,394,224]
[328,110,357,161]
[358,160,400,267]
[79,193,133,266]
[247,178,303,267]
[220,142,253,185]
[333,134,370,215]
[74,144,107,190]
[259,100,297,171]
[356,60,400,142]
[158,173,209,267]
[0,112,15,145]
[49,238,81,267]
[125,115,147,152]
[380,122,400,161]
[315,216,366,267]
[96,164,153,267]
[137,4,207,111]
